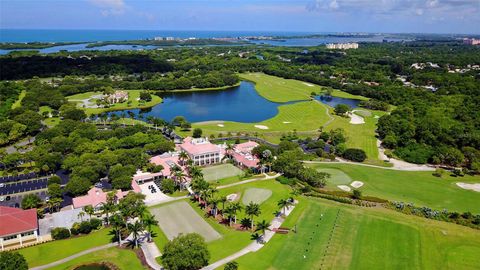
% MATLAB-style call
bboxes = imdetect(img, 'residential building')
[149,152,183,177]
[326,43,359,49]
[463,38,480,45]
[105,90,128,104]
[0,206,39,250]
[229,141,261,171]
[72,180,141,211]
[178,137,224,166]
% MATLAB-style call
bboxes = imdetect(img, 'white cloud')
[88,0,126,16]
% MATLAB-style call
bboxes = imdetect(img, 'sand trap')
[283,121,291,124]
[337,185,351,192]
[350,181,364,188]
[349,111,365,125]
[226,193,238,201]
[217,124,224,127]
[303,82,314,87]
[254,125,269,130]
[456,182,480,192]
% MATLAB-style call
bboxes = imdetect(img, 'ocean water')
[0,29,315,42]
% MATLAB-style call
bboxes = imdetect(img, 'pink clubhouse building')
[178,137,224,166]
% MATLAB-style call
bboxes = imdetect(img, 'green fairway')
[317,168,353,185]
[234,197,480,270]
[239,73,367,103]
[11,90,26,109]
[46,247,145,270]
[67,90,162,115]
[150,201,221,242]
[308,163,480,213]
[202,164,244,182]
[241,188,273,205]
[19,229,111,267]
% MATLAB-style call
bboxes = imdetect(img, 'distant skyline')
[1,0,479,34]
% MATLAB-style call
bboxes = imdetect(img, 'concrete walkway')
[304,159,435,172]
[202,202,296,270]
[30,243,117,270]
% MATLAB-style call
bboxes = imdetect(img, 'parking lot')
[0,178,48,196]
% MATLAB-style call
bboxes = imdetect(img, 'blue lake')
[107,81,289,123]
[315,95,361,108]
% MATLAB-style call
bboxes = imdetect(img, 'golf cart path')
[217,173,281,189]
[29,243,117,270]
[376,139,434,171]
[202,203,296,270]
[303,158,435,171]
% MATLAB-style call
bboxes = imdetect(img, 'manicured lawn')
[241,188,272,205]
[234,197,480,270]
[150,201,221,242]
[202,164,244,182]
[308,163,480,213]
[19,229,111,267]
[316,168,353,185]
[11,89,26,109]
[186,100,329,143]
[240,73,367,103]
[325,108,388,164]
[47,247,145,270]
[67,90,162,115]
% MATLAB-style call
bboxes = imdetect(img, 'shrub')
[343,148,367,162]
[47,175,61,185]
[78,221,92,234]
[193,128,203,138]
[432,168,445,177]
[352,189,362,199]
[276,176,297,186]
[89,218,102,230]
[334,104,350,115]
[51,227,70,240]
[0,251,28,270]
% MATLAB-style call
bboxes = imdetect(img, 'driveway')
[39,208,84,235]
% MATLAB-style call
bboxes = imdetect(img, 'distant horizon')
[1,28,479,36]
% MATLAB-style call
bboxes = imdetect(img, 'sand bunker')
[337,185,352,192]
[283,121,291,124]
[226,193,238,201]
[303,82,314,87]
[254,125,269,130]
[350,181,364,188]
[217,124,224,127]
[456,183,480,192]
[349,111,365,124]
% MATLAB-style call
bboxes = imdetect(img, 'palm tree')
[141,213,158,242]
[230,202,243,224]
[109,213,125,245]
[245,202,261,231]
[178,151,189,166]
[255,220,271,240]
[51,197,63,212]
[223,206,235,226]
[219,196,228,213]
[127,220,144,249]
[77,211,86,222]
[240,217,252,230]
[225,143,234,159]
[100,201,116,226]
[250,232,262,243]
[209,197,219,216]
[174,170,186,190]
[189,166,203,180]
[277,198,293,215]
[83,205,95,220]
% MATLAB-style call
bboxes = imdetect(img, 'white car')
[0,183,4,188]
[0,196,4,202]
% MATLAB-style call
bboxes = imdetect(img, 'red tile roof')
[0,206,38,237]
[179,137,223,156]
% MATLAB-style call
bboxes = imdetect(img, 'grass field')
[19,229,111,267]
[11,90,26,109]
[202,164,244,182]
[241,188,273,205]
[233,197,480,270]
[150,201,221,242]
[239,73,367,103]
[47,247,145,270]
[308,163,480,213]
[67,90,162,115]
[317,168,353,186]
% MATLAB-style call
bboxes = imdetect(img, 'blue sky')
[1,0,479,34]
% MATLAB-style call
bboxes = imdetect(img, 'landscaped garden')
[67,90,162,115]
